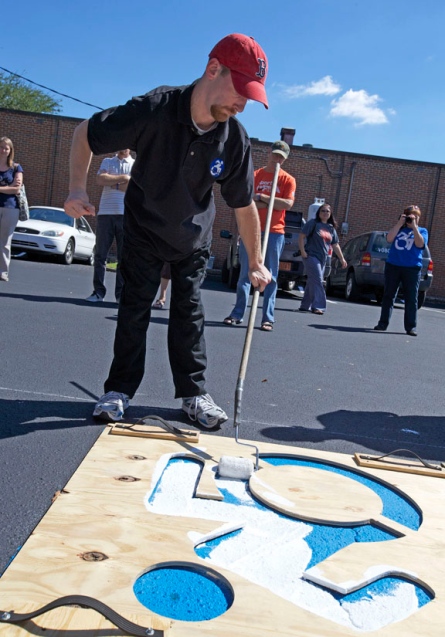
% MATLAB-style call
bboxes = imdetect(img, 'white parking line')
[422,307,445,314]
[0,386,92,401]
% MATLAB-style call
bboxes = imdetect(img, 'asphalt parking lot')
[1,257,445,574]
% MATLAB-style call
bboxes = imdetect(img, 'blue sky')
[3,0,445,164]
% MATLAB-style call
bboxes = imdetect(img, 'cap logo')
[256,58,266,79]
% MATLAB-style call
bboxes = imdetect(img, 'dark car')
[220,211,331,291]
[326,231,433,307]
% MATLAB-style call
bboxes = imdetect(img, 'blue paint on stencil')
[313,575,433,607]
[148,455,432,622]
[305,522,396,569]
[133,564,233,621]
[262,456,421,531]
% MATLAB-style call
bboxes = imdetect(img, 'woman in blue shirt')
[0,136,23,282]
[374,205,428,336]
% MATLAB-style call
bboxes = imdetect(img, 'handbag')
[17,184,29,221]
[13,163,29,221]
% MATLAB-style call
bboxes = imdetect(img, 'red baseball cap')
[209,33,269,109]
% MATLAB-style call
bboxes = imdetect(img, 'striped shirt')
[97,154,134,215]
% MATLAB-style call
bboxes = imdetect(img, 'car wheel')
[60,238,74,265]
[345,271,359,301]
[87,247,95,266]
[418,290,426,309]
[281,279,296,292]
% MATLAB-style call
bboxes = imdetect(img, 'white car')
[13,206,96,265]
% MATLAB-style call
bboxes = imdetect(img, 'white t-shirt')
[97,154,135,215]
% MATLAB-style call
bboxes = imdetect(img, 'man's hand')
[64,189,95,218]
[248,263,271,292]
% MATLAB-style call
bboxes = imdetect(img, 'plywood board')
[0,430,444,636]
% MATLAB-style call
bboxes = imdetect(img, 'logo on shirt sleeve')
[210,158,225,177]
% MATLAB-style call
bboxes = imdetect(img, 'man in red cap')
[64,33,271,429]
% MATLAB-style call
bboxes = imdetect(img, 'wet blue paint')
[147,455,431,621]
[305,522,395,569]
[314,575,433,607]
[262,456,422,531]
[133,564,233,621]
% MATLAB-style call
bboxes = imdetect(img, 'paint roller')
[218,161,281,480]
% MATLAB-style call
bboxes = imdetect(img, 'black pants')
[104,242,209,399]
[378,262,421,331]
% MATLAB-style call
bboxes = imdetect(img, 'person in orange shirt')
[223,141,296,331]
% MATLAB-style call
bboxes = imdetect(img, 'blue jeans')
[300,256,326,312]
[230,232,285,324]
[377,262,421,331]
[93,214,124,301]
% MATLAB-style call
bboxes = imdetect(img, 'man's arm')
[64,120,96,218]
[96,172,131,191]
[234,202,271,291]
[254,194,294,210]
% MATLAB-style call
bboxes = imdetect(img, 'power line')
[0,66,104,111]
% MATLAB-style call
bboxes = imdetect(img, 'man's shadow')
[260,409,445,463]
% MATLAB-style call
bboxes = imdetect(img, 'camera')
[405,215,413,224]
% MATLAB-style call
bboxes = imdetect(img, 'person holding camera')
[374,205,428,336]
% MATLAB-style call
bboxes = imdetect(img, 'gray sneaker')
[93,391,130,421]
[182,394,228,429]
[86,292,104,303]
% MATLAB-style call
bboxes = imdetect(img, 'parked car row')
[326,231,433,308]
[12,206,96,266]
[11,208,435,309]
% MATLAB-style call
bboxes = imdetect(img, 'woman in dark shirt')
[0,136,23,282]
[298,203,347,314]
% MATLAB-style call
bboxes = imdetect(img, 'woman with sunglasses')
[298,203,347,314]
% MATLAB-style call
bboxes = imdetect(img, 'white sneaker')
[93,391,130,421]
[182,394,228,428]
[86,292,104,302]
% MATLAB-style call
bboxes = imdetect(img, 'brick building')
[1,108,444,299]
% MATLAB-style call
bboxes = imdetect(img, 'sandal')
[152,299,165,309]
[260,321,274,331]
[223,316,243,325]
[311,309,324,315]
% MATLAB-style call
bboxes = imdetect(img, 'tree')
[0,71,61,114]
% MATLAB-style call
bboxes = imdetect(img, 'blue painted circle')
[133,563,234,621]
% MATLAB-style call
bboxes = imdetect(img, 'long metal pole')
[233,161,281,469]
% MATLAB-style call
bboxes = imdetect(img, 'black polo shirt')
[88,82,254,260]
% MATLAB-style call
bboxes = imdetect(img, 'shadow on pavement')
[259,409,445,462]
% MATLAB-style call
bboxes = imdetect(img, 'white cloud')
[281,75,341,99]
[330,89,389,126]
